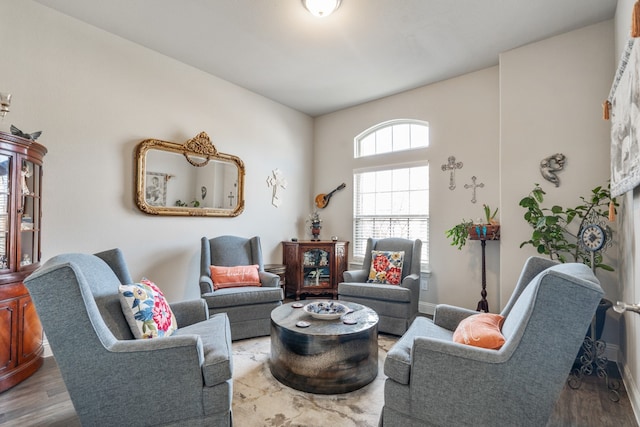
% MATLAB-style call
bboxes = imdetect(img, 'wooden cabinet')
[282,241,349,300]
[0,131,46,393]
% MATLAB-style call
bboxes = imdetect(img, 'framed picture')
[610,38,640,197]
[145,172,167,206]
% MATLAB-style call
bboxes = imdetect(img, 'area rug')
[232,334,397,427]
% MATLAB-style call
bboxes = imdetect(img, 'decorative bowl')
[303,301,349,320]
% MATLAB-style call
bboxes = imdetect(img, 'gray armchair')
[379,257,604,427]
[338,238,422,335]
[24,248,233,427]
[200,235,283,341]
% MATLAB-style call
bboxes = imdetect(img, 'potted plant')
[518,183,616,271]
[445,204,500,250]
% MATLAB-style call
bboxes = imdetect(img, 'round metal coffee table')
[269,301,378,394]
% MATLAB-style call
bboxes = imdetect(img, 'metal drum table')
[269,301,378,394]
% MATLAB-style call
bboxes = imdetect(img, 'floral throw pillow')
[366,250,404,285]
[119,278,178,339]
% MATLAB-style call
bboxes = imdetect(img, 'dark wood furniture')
[0,131,46,392]
[264,263,286,289]
[281,240,348,300]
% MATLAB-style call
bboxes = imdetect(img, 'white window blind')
[353,164,429,267]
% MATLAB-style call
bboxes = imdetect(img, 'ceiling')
[33,0,617,117]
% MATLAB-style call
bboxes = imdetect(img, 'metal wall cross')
[464,176,484,204]
[441,156,463,190]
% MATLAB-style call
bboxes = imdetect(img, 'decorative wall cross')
[441,156,463,190]
[266,168,288,207]
[464,176,484,204]
[228,192,235,207]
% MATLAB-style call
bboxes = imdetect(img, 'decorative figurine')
[10,125,42,141]
[20,164,31,195]
[540,153,566,187]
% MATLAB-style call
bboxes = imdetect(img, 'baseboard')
[606,343,619,364]
[620,358,640,426]
[43,338,52,358]
[418,301,436,316]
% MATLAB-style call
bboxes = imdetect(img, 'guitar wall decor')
[315,183,346,209]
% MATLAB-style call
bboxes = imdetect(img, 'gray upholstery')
[24,249,233,427]
[338,238,422,335]
[379,257,604,427]
[200,235,283,341]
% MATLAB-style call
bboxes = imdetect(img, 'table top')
[271,300,378,336]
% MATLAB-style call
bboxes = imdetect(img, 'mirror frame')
[135,132,245,217]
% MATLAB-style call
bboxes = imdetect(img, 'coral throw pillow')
[366,250,404,285]
[452,313,506,350]
[119,278,178,339]
[210,265,262,290]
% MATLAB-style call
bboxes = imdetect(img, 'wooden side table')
[264,264,286,289]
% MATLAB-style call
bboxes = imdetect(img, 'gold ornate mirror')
[135,132,245,217]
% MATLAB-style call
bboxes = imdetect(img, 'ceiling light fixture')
[302,0,342,18]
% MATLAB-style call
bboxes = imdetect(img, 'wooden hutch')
[282,240,348,300]
[0,131,46,392]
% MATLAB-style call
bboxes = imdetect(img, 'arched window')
[353,120,429,267]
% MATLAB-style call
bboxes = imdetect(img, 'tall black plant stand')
[468,224,500,313]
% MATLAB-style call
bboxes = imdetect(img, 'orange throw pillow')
[452,313,506,350]
[210,265,261,290]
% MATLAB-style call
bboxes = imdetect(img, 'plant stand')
[468,225,500,313]
[568,299,620,402]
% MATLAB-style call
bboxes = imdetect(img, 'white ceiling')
[33,0,617,117]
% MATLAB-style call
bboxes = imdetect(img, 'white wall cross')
[266,168,287,207]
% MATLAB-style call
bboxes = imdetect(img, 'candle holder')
[0,93,11,118]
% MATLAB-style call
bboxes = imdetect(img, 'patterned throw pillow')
[452,313,506,350]
[119,278,178,339]
[210,265,262,290]
[366,250,404,285]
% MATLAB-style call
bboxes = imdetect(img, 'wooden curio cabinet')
[0,131,46,393]
[282,241,349,300]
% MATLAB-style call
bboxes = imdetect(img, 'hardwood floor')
[0,357,636,426]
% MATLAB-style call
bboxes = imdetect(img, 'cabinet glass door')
[19,160,40,269]
[0,155,9,271]
[302,248,331,288]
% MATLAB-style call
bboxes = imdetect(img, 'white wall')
[499,21,616,304]
[614,0,640,421]
[1,0,314,302]
[314,68,501,313]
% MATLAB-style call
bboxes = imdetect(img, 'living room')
[1,0,639,425]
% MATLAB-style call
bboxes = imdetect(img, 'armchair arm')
[108,334,204,356]
[170,299,209,327]
[259,271,280,288]
[199,275,214,294]
[343,269,368,282]
[433,304,478,331]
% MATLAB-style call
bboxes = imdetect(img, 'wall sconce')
[0,93,11,118]
[613,301,640,314]
[302,0,342,17]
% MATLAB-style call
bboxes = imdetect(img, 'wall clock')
[577,210,612,273]
[579,223,606,252]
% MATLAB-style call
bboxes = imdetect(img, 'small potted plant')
[445,205,500,250]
